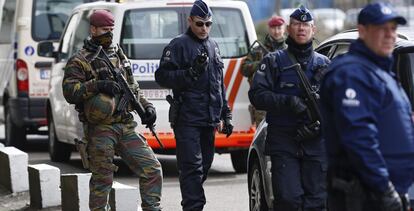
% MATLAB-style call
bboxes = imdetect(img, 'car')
[38,0,258,173]
[0,0,92,148]
[247,28,414,211]
[313,8,346,34]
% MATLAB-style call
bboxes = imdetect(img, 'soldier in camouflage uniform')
[62,10,162,211]
[241,16,287,126]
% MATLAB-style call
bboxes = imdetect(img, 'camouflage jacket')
[241,34,287,85]
[62,37,151,125]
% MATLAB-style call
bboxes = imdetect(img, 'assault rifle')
[288,63,322,140]
[248,40,270,55]
[95,46,164,149]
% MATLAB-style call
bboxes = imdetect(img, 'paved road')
[0,124,250,211]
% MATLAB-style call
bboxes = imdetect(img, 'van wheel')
[5,105,26,149]
[231,150,248,173]
[248,161,268,211]
[48,113,71,162]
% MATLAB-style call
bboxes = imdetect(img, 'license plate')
[141,89,172,100]
[40,69,50,79]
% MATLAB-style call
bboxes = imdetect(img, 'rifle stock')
[95,46,164,149]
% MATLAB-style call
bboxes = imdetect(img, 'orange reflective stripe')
[228,69,244,110]
[224,59,237,88]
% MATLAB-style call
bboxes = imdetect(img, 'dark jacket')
[320,39,414,194]
[249,37,330,155]
[155,29,231,127]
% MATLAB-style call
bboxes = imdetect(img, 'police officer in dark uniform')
[155,1,233,210]
[321,2,414,211]
[249,6,329,211]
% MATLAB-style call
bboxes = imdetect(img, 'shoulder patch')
[163,49,172,62]
[260,63,266,71]
[342,88,360,107]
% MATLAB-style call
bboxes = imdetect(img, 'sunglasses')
[194,20,213,27]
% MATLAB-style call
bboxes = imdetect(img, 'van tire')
[5,105,26,149]
[48,113,71,162]
[231,150,248,173]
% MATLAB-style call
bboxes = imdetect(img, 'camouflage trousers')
[86,121,163,211]
[248,104,266,126]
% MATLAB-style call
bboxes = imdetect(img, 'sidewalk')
[0,185,60,211]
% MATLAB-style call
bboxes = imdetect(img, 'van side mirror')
[38,41,55,58]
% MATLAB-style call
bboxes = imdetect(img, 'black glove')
[92,59,111,80]
[187,53,209,80]
[142,105,156,126]
[371,182,403,211]
[296,123,320,141]
[221,118,233,138]
[289,96,307,115]
[96,80,121,97]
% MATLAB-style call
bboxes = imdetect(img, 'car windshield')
[32,0,86,41]
[121,7,249,59]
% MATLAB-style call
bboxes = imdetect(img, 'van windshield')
[32,0,86,41]
[121,7,249,59]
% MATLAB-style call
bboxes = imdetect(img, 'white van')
[0,0,95,148]
[41,0,257,172]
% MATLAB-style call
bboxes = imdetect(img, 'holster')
[166,95,181,128]
[74,138,89,169]
[329,176,367,211]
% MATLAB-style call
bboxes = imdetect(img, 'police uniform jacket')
[155,29,231,127]
[249,38,329,155]
[320,39,414,194]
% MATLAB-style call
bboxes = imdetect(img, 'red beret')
[90,10,114,27]
[268,16,285,27]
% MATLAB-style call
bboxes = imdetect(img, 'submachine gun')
[95,46,164,149]
[288,63,322,141]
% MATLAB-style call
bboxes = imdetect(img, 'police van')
[40,0,257,172]
[0,0,100,148]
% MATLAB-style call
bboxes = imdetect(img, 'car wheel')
[48,112,71,162]
[4,104,26,149]
[231,150,248,173]
[249,161,268,211]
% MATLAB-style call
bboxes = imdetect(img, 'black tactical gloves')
[289,96,307,115]
[296,122,320,141]
[372,182,403,211]
[96,80,121,97]
[92,59,120,96]
[142,105,157,126]
[222,118,233,138]
[187,53,209,81]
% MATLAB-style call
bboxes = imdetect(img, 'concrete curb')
[28,164,61,209]
[0,147,142,210]
[110,181,140,211]
[61,173,91,211]
[0,147,29,193]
